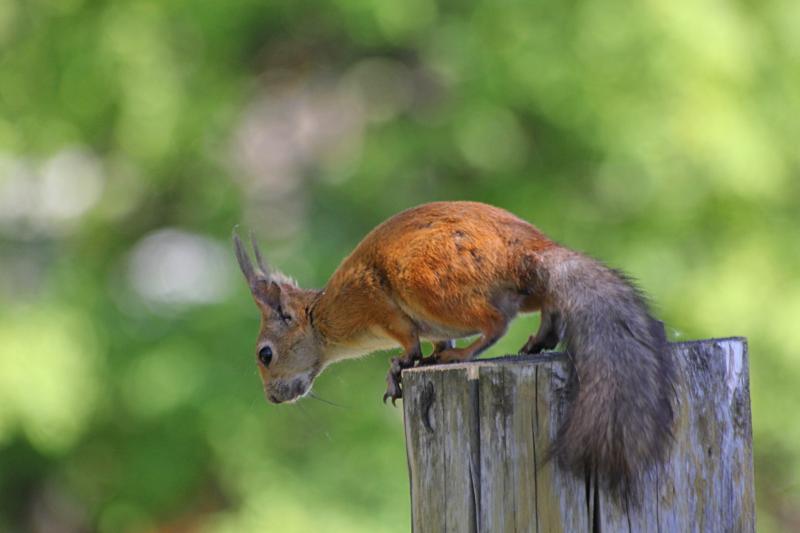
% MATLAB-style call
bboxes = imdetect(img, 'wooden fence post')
[402,337,754,532]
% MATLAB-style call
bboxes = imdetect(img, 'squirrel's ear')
[253,279,285,313]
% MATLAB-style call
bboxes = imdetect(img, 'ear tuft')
[269,270,298,288]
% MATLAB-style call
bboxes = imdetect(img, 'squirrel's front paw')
[383,358,404,406]
[383,383,403,407]
[383,376,402,405]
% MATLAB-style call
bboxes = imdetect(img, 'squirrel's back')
[330,201,555,289]
[323,202,555,333]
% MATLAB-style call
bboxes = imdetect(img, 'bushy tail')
[540,248,677,501]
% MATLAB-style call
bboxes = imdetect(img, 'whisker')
[308,391,349,409]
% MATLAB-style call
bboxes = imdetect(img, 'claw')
[383,355,408,405]
[382,387,402,406]
[383,371,403,405]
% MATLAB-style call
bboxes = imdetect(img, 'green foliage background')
[1,0,798,531]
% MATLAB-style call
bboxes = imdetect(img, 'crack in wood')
[470,378,481,532]
[421,381,435,433]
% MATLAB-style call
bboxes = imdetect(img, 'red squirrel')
[234,201,677,498]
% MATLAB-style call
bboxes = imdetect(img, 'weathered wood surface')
[402,338,754,532]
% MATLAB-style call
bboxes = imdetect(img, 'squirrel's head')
[233,232,323,404]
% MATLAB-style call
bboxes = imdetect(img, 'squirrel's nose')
[267,392,282,404]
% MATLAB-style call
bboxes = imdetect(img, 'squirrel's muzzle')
[264,376,312,404]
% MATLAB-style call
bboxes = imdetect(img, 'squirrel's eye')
[258,346,273,367]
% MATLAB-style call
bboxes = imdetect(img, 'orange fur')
[312,201,554,363]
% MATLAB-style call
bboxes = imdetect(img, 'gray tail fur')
[540,247,677,502]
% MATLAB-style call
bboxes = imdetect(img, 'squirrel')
[233,201,677,499]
